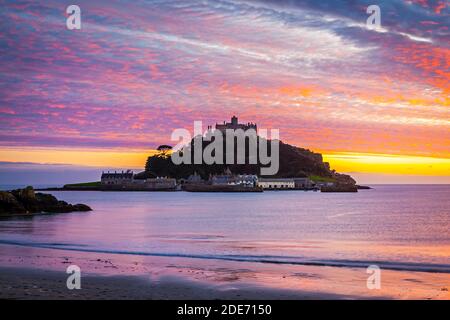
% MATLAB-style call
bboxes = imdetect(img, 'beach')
[0,244,449,300]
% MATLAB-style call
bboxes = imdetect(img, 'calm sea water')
[0,185,449,272]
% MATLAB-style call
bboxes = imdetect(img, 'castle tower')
[215,116,257,133]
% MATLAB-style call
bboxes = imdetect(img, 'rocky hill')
[136,137,356,185]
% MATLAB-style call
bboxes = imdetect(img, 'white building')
[257,178,295,189]
[228,175,258,187]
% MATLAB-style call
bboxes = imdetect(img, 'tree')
[156,145,172,157]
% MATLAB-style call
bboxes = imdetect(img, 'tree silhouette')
[156,145,172,157]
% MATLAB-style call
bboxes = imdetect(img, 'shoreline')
[1,239,450,274]
[0,244,448,300]
[34,187,335,193]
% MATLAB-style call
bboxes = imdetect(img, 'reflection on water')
[0,185,449,270]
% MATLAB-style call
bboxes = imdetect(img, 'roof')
[101,171,133,179]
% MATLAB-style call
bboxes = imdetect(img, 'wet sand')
[0,266,357,300]
[0,244,448,300]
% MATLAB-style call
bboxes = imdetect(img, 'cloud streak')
[0,0,448,160]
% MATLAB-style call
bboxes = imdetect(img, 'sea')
[0,185,449,273]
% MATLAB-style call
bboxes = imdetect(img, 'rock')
[34,193,70,213]
[0,187,92,216]
[321,184,358,193]
[72,204,92,212]
[35,192,58,204]
[10,186,42,212]
[0,191,27,214]
[11,186,36,200]
[332,173,356,185]
[356,185,372,190]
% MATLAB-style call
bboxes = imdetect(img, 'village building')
[227,175,258,187]
[101,170,176,190]
[179,172,205,185]
[144,177,177,189]
[211,175,233,185]
[257,178,295,189]
[293,177,313,189]
[101,170,134,185]
[210,170,258,187]
[187,172,203,183]
[210,168,232,185]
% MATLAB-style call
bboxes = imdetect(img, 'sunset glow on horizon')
[0,147,449,184]
[0,0,449,183]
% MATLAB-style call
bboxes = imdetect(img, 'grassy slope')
[64,181,101,188]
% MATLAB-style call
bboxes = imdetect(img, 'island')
[40,117,368,193]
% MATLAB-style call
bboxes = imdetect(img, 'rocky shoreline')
[0,186,92,216]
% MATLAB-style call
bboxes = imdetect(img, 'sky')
[0,0,449,184]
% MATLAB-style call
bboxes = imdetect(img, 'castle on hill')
[214,116,257,132]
